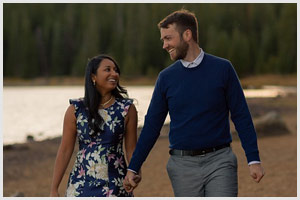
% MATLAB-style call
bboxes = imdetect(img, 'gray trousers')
[166,147,238,197]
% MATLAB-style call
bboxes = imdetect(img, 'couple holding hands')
[50,9,264,197]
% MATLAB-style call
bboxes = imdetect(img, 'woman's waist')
[78,141,123,154]
[79,139,122,147]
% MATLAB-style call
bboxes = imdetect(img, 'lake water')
[3,85,296,145]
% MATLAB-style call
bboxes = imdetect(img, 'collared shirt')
[180,48,204,68]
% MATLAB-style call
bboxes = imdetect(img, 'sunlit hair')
[158,9,198,43]
[84,54,128,137]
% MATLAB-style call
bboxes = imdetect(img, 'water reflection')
[3,85,296,145]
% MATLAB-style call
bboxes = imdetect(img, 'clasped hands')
[123,170,142,193]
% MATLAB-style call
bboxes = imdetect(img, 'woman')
[50,54,140,197]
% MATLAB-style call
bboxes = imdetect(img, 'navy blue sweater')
[128,53,260,172]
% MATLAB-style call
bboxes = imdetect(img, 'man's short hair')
[158,9,198,43]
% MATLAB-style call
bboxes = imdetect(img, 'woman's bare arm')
[50,105,77,196]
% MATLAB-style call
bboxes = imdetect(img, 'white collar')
[180,48,204,68]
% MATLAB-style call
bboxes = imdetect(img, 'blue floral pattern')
[65,98,133,197]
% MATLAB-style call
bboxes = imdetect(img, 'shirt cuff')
[248,161,261,166]
[127,169,137,174]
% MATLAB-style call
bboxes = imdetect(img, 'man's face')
[160,23,189,61]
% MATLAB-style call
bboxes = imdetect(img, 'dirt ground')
[3,93,297,197]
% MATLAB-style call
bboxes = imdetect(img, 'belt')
[169,143,230,156]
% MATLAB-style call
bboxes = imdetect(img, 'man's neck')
[183,44,201,62]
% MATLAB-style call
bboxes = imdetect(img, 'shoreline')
[3,92,296,148]
[3,124,171,150]
[3,73,297,88]
[4,93,295,149]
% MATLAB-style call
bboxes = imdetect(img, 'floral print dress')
[65,98,133,197]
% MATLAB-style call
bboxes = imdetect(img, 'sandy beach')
[3,91,297,197]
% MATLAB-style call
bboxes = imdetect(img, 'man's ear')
[183,29,192,42]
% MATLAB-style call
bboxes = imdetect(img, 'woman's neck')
[101,93,113,104]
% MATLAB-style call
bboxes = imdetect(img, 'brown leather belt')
[169,143,230,156]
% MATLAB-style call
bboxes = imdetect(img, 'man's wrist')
[248,161,261,166]
[127,169,138,174]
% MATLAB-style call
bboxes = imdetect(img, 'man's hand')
[123,170,141,192]
[249,163,265,183]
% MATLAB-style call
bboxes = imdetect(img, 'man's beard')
[172,39,189,61]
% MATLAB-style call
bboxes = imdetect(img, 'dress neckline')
[99,98,118,110]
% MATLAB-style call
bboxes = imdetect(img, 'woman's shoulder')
[69,97,84,103]
[116,97,134,106]
[115,98,135,117]
[69,97,85,110]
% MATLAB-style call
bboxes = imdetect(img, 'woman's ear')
[91,74,97,86]
[91,74,96,82]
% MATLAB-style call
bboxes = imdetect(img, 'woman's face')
[92,58,119,95]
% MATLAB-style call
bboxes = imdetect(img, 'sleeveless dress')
[65,97,134,197]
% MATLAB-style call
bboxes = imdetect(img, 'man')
[123,9,264,197]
